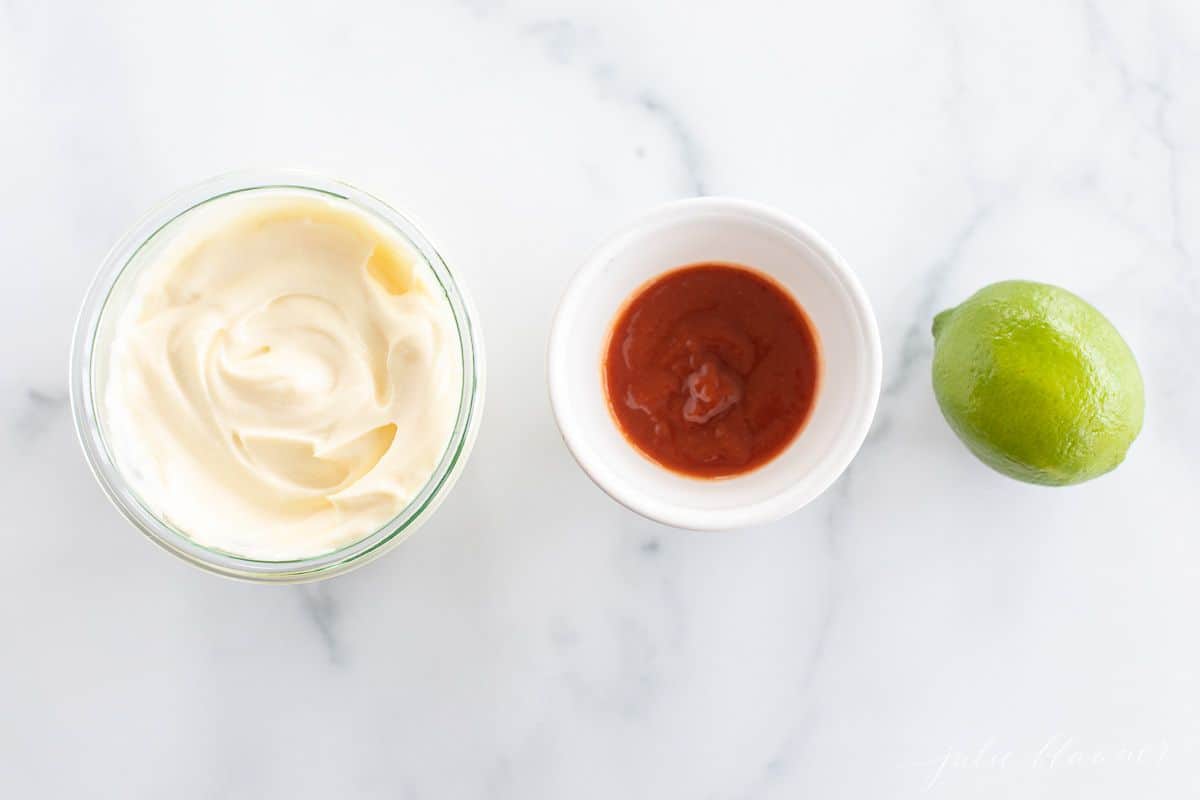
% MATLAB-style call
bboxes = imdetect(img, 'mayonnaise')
[104,190,462,560]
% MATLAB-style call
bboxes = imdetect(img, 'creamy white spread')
[105,190,462,560]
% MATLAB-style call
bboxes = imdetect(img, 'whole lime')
[931,280,1144,486]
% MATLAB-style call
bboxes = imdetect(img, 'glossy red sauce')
[604,263,821,478]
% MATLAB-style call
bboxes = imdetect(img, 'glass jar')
[69,171,485,582]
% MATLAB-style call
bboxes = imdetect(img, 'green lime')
[931,280,1144,486]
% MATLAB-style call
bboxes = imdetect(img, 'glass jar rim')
[68,170,485,582]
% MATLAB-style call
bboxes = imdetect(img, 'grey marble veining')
[517,14,709,195]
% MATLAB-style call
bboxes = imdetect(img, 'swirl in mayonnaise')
[105,190,462,560]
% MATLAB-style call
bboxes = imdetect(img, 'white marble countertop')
[3,0,1198,796]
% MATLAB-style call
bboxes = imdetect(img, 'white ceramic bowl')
[548,197,881,530]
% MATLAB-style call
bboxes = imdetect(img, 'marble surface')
[3,0,1199,796]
